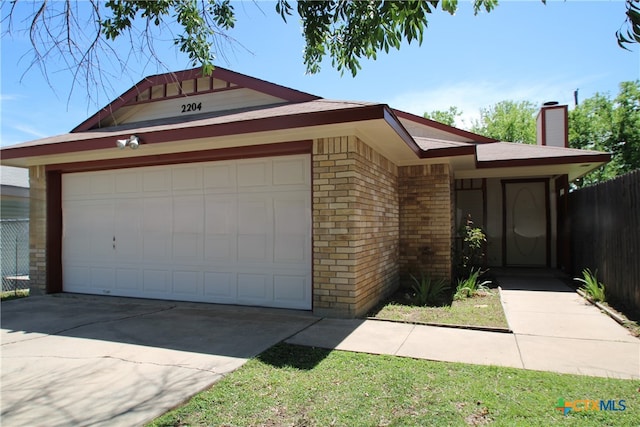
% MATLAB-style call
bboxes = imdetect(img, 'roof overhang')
[0,102,424,169]
[1,101,611,183]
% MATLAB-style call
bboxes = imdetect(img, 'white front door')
[503,180,549,267]
[62,155,312,310]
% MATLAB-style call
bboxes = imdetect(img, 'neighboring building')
[0,166,29,219]
[0,68,609,316]
[0,166,30,290]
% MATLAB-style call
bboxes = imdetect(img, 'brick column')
[398,163,454,283]
[28,166,47,295]
[312,136,399,318]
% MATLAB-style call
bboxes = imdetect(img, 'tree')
[3,0,638,100]
[1,0,498,94]
[470,100,537,144]
[569,80,640,186]
[614,80,640,173]
[423,106,462,127]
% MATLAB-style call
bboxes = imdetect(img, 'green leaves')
[574,268,606,302]
[423,106,463,127]
[100,0,236,76]
[294,1,441,76]
[471,100,538,144]
[617,0,640,49]
[569,80,640,187]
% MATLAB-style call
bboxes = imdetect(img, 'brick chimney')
[536,102,568,148]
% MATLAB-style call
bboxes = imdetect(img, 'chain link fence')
[1,219,29,292]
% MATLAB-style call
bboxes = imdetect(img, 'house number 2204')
[181,102,202,113]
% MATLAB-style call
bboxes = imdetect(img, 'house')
[0,166,30,290]
[1,165,29,219]
[0,68,609,317]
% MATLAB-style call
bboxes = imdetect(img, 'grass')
[149,343,638,427]
[370,288,509,330]
[0,289,29,301]
[574,268,606,303]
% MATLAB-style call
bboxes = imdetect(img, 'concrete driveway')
[1,294,317,427]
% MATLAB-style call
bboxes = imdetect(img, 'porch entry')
[502,179,550,267]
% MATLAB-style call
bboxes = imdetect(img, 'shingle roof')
[476,141,609,166]
[2,99,381,151]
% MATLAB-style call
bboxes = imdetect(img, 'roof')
[1,100,402,160]
[476,141,610,167]
[72,66,321,132]
[0,67,610,181]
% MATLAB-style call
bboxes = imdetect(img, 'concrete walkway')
[287,270,640,379]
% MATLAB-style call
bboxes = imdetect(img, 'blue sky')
[1,1,639,147]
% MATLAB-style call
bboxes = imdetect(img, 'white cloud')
[12,124,48,139]
[0,94,21,102]
[388,76,597,130]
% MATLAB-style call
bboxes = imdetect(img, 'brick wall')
[28,166,47,295]
[312,136,399,317]
[398,163,454,284]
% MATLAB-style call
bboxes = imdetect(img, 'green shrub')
[409,273,450,306]
[575,268,606,302]
[454,268,491,300]
[455,214,487,278]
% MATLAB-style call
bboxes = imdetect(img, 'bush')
[454,268,491,300]
[455,214,487,278]
[409,273,451,306]
[575,268,606,302]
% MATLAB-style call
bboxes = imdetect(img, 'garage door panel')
[173,196,203,233]
[173,196,204,260]
[115,170,140,194]
[143,170,170,193]
[172,166,202,191]
[91,267,114,292]
[238,235,268,261]
[143,270,170,293]
[204,197,236,260]
[65,266,90,289]
[274,197,309,263]
[62,202,93,258]
[172,271,202,295]
[88,203,115,258]
[90,173,115,195]
[274,275,308,303]
[237,273,270,302]
[273,157,308,186]
[204,272,235,299]
[143,198,172,260]
[115,268,140,291]
[115,199,142,260]
[204,163,236,192]
[237,159,271,188]
[63,154,311,310]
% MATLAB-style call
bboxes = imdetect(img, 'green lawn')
[149,343,638,427]
[370,289,509,330]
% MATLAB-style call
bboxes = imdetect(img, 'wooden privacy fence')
[568,170,640,314]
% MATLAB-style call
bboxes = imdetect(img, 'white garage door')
[62,155,312,310]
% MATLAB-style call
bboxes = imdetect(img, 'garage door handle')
[113,236,116,250]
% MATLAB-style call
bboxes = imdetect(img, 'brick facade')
[26,139,455,318]
[312,136,399,317]
[28,166,47,295]
[398,163,454,283]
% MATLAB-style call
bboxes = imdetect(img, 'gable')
[73,67,320,132]
[98,86,288,128]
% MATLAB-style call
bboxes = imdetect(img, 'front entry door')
[503,180,550,267]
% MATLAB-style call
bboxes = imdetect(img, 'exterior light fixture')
[116,135,141,149]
